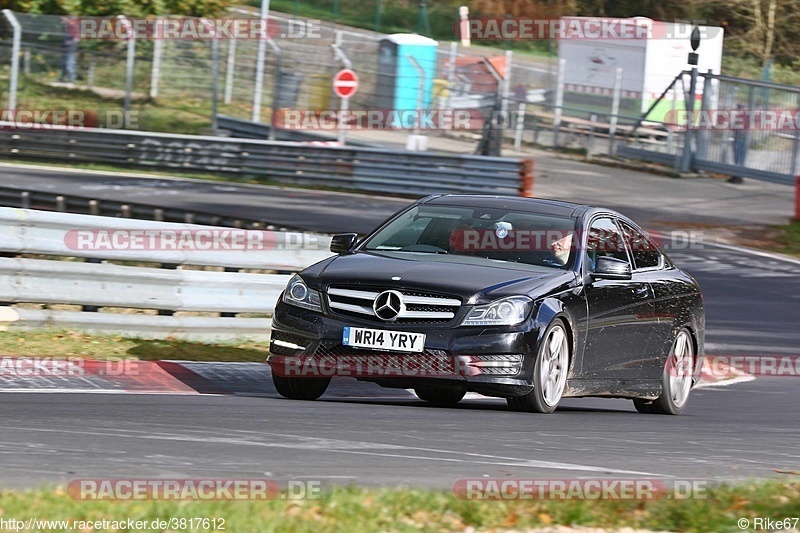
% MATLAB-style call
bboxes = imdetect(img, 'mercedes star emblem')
[372,290,405,321]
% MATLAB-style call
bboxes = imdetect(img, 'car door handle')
[635,285,650,298]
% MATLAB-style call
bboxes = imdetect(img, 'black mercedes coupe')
[267,195,705,415]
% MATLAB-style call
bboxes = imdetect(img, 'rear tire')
[415,387,466,407]
[633,328,695,415]
[272,375,330,401]
[507,318,570,414]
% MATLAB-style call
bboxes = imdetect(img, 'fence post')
[501,50,512,117]
[444,41,457,112]
[150,32,164,99]
[587,114,596,160]
[87,55,95,88]
[791,98,800,176]
[116,16,136,118]
[202,19,220,132]
[553,58,565,148]
[680,68,698,173]
[224,39,237,104]
[252,0,272,122]
[2,10,21,113]
[608,67,622,156]
[332,31,352,146]
[695,70,712,162]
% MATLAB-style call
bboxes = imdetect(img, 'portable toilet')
[375,34,439,113]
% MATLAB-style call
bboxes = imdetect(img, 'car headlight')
[461,296,532,326]
[282,274,323,313]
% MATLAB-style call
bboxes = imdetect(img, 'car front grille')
[326,286,461,325]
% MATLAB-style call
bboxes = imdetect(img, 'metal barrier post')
[2,10,21,113]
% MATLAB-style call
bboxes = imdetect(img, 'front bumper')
[268,300,539,397]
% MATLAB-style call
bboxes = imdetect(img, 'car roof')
[420,194,595,218]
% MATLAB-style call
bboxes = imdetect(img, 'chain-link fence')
[617,71,800,184]
[2,8,798,182]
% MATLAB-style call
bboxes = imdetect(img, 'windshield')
[361,205,578,269]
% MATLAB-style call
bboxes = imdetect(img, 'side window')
[586,217,630,269]
[619,221,662,270]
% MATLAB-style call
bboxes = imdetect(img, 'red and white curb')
[0,357,752,396]
[696,358,755,388]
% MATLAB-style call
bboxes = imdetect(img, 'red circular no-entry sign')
[333,69,359,99]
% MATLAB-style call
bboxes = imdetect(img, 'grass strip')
[0,480,797,532]
[0,330,269,362]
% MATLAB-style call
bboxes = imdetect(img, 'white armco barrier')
[0,207,336,341]
[0,207,333,271]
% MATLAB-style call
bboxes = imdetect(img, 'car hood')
[311,251,576,302]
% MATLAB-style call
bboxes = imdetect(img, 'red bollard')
[795,175,800,222]
[519,159,535,198]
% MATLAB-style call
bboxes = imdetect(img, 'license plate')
[342,326,425,353]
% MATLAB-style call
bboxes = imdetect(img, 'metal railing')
[617,71,800,185]
[0,207,334,340]
[0,125,525,196]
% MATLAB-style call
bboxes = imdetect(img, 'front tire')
[415,387,466,407]
[272,375,330,401]
[507,319,570,414]
[633,328,695,415]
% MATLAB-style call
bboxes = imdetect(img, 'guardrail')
[0,186,300,231]
[0,123,525,197]
[216,115,380,148]
[0,207,334,341]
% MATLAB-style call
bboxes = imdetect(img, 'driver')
[545,232,573,266]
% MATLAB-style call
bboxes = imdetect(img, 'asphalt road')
[0,378,797,489]
[1,162,799,490]
[0,163,408,234]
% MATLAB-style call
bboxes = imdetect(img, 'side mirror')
[330,233,359,254]
[591,256,632,281]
